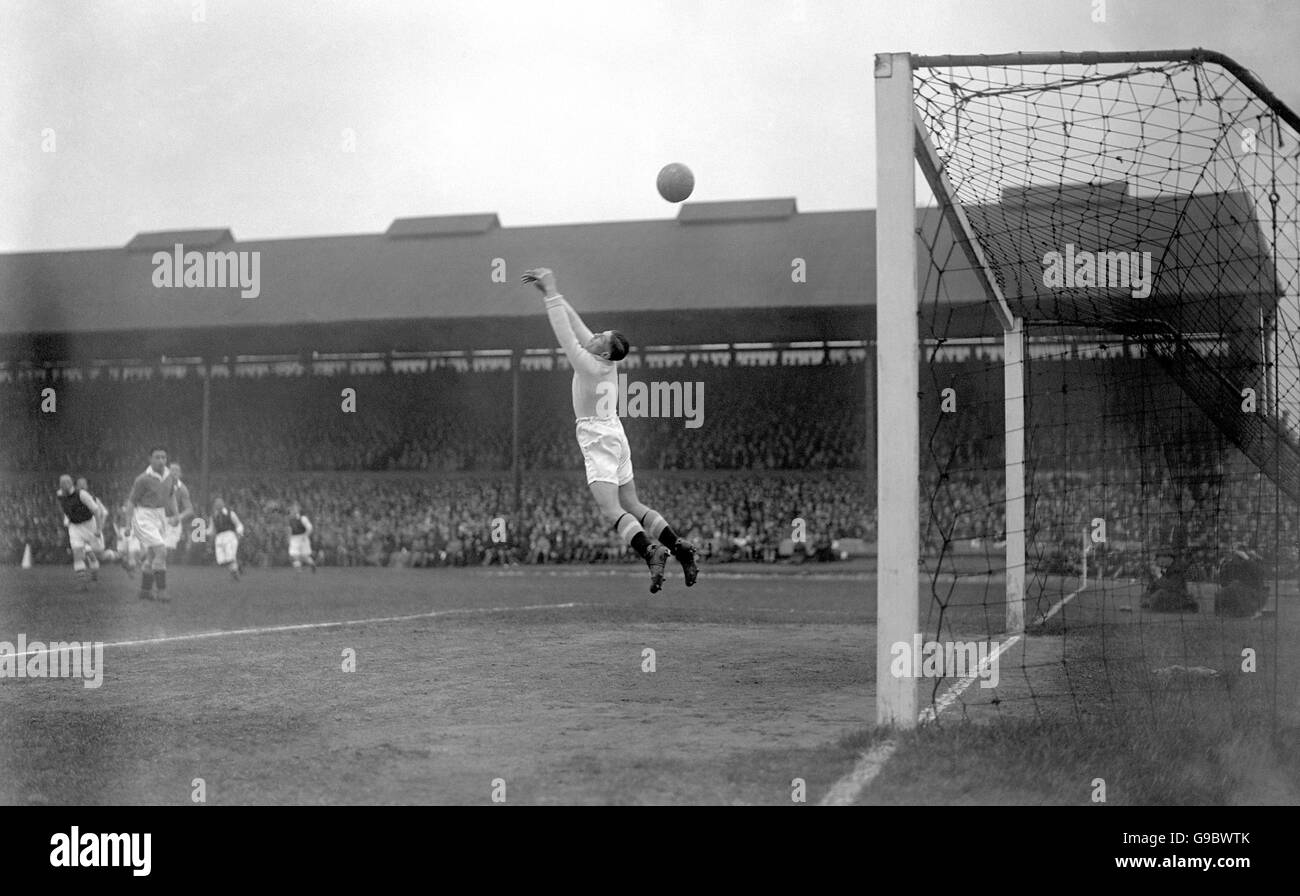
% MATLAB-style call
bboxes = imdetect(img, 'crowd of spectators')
[3,357,1294,577]
[0,472,873,569]
[0,361,869,476]
[6,461,1292,576]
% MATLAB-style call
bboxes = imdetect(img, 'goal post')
[874,48,1300,730]
[874,51,1028,728]
[873,52,920,727]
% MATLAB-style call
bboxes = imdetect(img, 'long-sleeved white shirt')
[545,294,617,419]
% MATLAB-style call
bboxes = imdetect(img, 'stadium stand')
[2,204,1290,581]
[3,356,1293,574]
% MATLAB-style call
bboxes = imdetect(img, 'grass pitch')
[1,562,1295,805]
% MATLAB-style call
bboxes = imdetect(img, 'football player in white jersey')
[522,267,698,593]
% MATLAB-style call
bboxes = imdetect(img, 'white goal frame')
[872,46,1300,727]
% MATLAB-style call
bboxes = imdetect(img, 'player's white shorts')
[67,520,98,552]
[215,530,239,565]
[116,526,140,557]
[289,533,313,559]
[133,508,168,549]
[163,522,182,550]
[575,415,634,486]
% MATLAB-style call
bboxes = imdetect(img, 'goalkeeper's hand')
[521,267,558,298]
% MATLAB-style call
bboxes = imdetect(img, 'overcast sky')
[1,0,1296,251]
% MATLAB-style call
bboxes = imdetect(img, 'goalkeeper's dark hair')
[608,331,630,362]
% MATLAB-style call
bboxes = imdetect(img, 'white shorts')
[215,530,239,565]
[133,508,168,549]
[164,523,182,550]
[575,416,634,486]
[67,520,98,552]
[289,533,313,558]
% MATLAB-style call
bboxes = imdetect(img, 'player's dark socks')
[141,570,155,591]
[639,510,680,551]
[646,544,669,593]
[154,571,166,590]
[673,543,699,587]
[629,531,653,560]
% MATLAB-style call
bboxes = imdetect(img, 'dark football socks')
[639,509,682,552]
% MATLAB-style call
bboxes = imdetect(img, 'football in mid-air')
[656,163,694,203]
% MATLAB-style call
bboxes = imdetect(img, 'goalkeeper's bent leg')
[590,482,654,559]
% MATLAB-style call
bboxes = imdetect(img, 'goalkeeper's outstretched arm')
[523,268,605,375]
[562,299,594,344]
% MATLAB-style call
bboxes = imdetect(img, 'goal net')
[875,50,1299,734]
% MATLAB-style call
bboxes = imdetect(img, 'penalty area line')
[8,602,583,658]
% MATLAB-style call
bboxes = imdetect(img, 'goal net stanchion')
[875,49,1300,731]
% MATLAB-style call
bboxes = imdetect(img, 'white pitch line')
[823,622,1031,805]
[1034,577,1090,627]
[918,633,1022,723]
[6,602,581,659]
[820,740,899,806]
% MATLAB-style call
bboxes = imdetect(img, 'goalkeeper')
[521,267,698,594]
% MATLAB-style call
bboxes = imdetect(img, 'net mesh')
[909,52,1299,733]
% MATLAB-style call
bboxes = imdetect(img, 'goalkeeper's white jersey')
[545,295,617,419]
